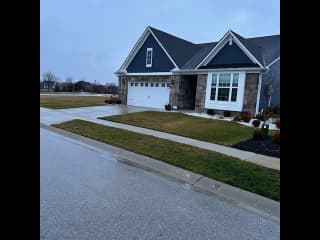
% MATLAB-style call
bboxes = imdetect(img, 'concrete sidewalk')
[40,107,280,170]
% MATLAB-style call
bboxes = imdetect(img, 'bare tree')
[66,76,74,92]
[42,72,57,90]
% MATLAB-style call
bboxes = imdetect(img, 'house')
[115,26,280,115]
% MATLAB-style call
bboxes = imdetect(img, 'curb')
[40,123,280,223]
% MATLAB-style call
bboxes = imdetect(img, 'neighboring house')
[115,26,280,115]
[40,80,56,89]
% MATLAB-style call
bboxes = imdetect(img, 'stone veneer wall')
[118,75,172,105]
[242,73,259,115]
[194,74,208,113]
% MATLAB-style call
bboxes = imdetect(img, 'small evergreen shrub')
[233,115,241,122]
[223,111,231,117]
[165,104,172,111]
[207,109,215,116]
[252,119,261,127]
[273,132,280,144]
[252,129,264,141]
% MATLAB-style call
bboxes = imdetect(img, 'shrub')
[255,113,268,121]
[275,119,280,129]
[105,97,121,104]
[233,115,241,122]
[207,109,215,116]
[104,98,112,104]
[272,106,280,115]
[252,129,264,141]
[165,104,172,111]
[252,119,261,127]
[240,111,251,123]
[223,111,231,117]
[273,132,280,144]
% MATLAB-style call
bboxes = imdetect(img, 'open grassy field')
[40,95,106,109]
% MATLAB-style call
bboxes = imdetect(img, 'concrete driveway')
[40,105,149,125]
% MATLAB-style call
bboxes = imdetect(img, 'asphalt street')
[40,128,279,240]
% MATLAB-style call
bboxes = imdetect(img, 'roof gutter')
[171,67,263,75]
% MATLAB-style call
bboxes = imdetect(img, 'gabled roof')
[149,27,201,68]
[116,26,279,73]
[181,42,218,69]
[248,35,280,66]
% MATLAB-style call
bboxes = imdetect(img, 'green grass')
[40,95,106,109]
[53,119,280,201]
[100,111,254,146]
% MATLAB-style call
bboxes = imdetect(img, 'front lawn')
[53,119,280,201]
[40,95,107,109]
[100,111,253,146]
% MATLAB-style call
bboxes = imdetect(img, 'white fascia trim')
[118,27,151,72]
[195,30,265,69]
[172,67,262,75]
[266,57,280,68]
[229,32,264,68]
[256,73,262,114]
[148,27,179,69]
[126,72,172,76]
[195,30,232,69]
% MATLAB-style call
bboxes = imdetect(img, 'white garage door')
[127,81,170,109]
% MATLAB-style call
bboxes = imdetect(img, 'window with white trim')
[146,48,153,67]
[210,73,239,102]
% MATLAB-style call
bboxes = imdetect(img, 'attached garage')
[127,81,170,109]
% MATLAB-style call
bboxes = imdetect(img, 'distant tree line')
[40,71,118,94]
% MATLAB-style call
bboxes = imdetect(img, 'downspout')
[257,67,271,114]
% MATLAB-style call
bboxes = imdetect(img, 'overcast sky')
[40,0,279,84]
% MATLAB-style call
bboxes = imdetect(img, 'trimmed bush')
[165,104,172,111]
[224,111,231,117]
[272,106,280,115]
[252,119,261,128]
[241,111,251,123]
[252,129,264,141]
[105,97,121,104]
[273,132,280,144]
[275,119,280,129]
[207,109,215,116]
[233,115,241,122]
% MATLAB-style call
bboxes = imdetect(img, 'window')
[210,74,217,100]
[210,73,239,102]
[145,83,149,87]
[167,83,170,87]
[146,48,153,67]
[231,73,238,102]
[161,83,165,87]
[130,82,134,87]
[150,83,154,87]
[134,82,138,87]
[140,82,144,87]
[155,83,159,87]
[217,73,231,101]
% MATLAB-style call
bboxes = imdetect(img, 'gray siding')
[126,34,175,73]
[200,42,258,68]
[259,59,280,111]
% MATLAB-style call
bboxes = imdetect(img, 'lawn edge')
[40,122,280,222]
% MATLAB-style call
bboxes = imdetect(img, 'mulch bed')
[232,136,280,158]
